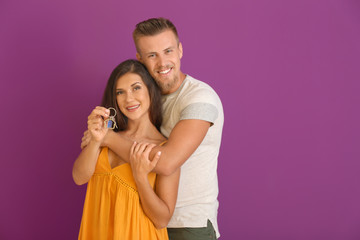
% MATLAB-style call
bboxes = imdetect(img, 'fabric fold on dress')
[78,147,168,240]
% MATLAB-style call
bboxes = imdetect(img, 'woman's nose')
[126,91,134,101]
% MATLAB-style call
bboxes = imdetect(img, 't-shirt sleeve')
[179,88,219,125]
[180,102,218,124]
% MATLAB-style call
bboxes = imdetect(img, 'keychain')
[104,107,118,129]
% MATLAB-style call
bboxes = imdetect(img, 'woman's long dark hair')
[101,59,163,131]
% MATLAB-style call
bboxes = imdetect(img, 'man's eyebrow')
[145,51,157,55]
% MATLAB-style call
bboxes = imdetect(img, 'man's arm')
[149,119,210,175]
[102,119,211,176]
[102,130,135,161]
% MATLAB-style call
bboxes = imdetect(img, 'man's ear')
[179,42,183,59]
[136,52,142,63]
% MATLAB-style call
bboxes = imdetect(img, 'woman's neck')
[124,118,164,143]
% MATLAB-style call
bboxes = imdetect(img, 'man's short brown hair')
[133,17,179,51]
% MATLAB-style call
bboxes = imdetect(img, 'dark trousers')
[167,220,217,240]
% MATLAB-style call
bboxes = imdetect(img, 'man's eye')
[148,54,155,58]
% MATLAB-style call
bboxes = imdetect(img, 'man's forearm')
[103,119,209,176]
[103,131,174,175]
[148,147,179,176]
[102,131,134,162]
[148,119,212,176]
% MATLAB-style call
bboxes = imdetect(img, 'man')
[84,18,223,239]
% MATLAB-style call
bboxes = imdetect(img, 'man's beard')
[155,75,178,94]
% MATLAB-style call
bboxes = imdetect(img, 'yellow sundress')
[78,147,168,240]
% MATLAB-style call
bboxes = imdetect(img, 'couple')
[73,17,224,240]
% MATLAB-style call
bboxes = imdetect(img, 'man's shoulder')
[184,75,213,90]
[182,75,219,98]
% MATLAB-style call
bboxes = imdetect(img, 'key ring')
[104,107,118,129]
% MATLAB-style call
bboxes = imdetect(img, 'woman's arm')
[72,107,109,185]
[72,141,101,185]
[130,142,180,229]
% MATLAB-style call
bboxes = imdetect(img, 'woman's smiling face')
[115,72,151,122]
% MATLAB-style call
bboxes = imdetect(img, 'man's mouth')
[158,67,173,75]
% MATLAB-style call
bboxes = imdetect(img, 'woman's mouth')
[126,104,140,111]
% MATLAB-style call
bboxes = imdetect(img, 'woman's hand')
[86,106,110,144]
[73,106,109,185]
[130,142,162,179]
[80,130,91,149]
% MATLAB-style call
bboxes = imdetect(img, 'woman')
[72,59,180,239]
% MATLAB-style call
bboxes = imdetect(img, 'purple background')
[1,0,359,239]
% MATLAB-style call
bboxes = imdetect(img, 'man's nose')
[157,54,166,67]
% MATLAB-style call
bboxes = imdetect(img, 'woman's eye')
[134,86,141,91]
[116,91,124,95]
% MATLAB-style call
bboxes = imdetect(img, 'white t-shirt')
[161,75,224,238]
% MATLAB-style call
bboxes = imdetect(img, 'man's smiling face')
[136,30,184,95]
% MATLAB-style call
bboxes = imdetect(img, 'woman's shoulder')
[152,131,167,145]
[119,129,166,145]
[147,135,167,146]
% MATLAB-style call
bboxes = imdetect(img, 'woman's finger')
[143,144,156,156]
[134,142,148,154]
[151,151,161,167]
[130,141,137,155]
[88,107,110,119]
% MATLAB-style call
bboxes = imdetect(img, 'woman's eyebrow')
[131,82,142,87]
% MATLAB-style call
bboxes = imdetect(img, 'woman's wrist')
[133,172,148,185]
[88,139,102,149]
